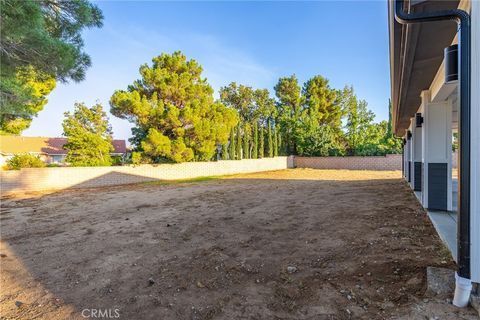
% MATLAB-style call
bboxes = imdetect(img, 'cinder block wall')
[0,155,401,195]
[294,154,402,171]
[0,157,293,195]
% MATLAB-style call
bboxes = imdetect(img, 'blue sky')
[25,0,391,141]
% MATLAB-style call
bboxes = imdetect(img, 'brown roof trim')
[0,136,127,155]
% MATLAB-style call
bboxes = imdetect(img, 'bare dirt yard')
[1,169,478,319]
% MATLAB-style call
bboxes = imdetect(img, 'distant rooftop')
[0,136,127,155]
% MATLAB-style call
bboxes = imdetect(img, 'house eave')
[389,0,460,137]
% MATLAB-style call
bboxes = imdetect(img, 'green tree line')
[106,51,401,163]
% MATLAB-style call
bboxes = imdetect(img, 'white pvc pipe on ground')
[453,272,472,307]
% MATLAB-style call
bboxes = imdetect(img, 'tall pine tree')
[111,52,238,163]
[1,0,103,135]
[274,75,301,155]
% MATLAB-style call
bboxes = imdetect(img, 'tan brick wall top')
[294,155,402,171]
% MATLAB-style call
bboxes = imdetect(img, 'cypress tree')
[277,129,282,156]
[259,126,264,158]
[236,123,242,160]
[222,143,228,160]
[268,119,273,157]
[229,127,235,160]
[243,123,249,159]
[252,122,258,159]
[275,126,281,157]
[273,126,278,157]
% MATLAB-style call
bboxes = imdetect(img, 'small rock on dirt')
[406,276,422,286]
[287,266,297,273]
[148,278,155,286]
[426,267,455,295]
[15,301,23,308]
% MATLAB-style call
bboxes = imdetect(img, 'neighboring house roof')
[388,0,460,136]
[0,136,127,155]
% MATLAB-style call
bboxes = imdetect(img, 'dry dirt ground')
[0,169,478,320]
